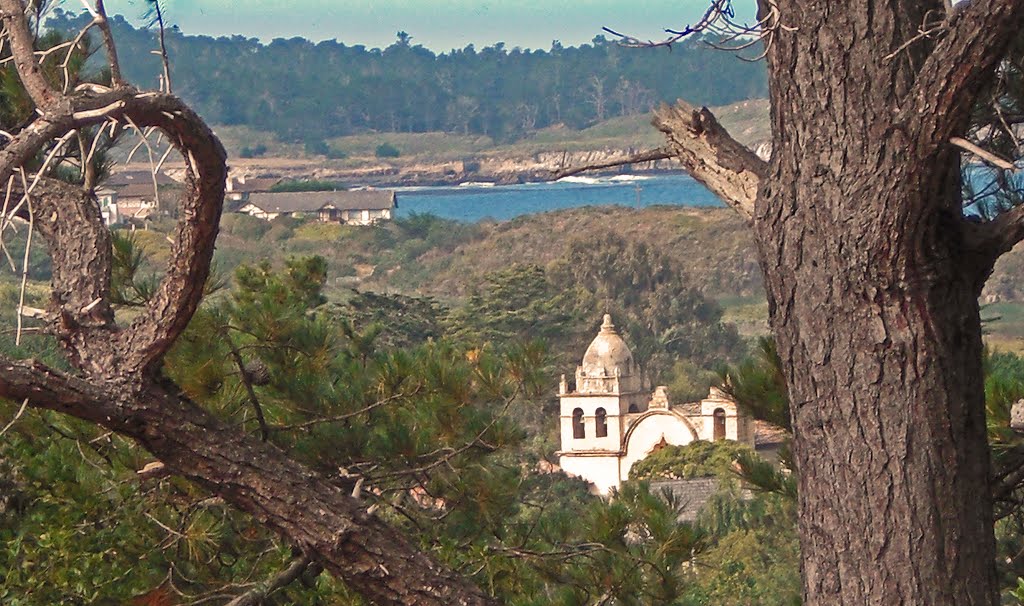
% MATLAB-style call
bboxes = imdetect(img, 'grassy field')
[208,99,771,166]
[983,302,1024,354]
[717,295,770,338]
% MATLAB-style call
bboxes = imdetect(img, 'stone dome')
[581,314,634,377]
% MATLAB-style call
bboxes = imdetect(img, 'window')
[713,408,727,441]
[595,408,608,438]
[572,408,585,439]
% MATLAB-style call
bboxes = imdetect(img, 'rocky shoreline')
[218,148,686,188]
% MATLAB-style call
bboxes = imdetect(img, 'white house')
[236,190,397,224]
[225,175,283,204]
[557,314,756,495]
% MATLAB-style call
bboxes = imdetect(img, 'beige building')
[236,190,397,224]
[225,175,283,204]
[557,314,755,495]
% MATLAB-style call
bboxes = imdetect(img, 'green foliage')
[299,138,347,159]
[449,264,579,348]
[0,252,731,603]
[219,212,271,240]
[239,143,267,157]
[0,404,306,604]
[341,290,447,349]
[667,359,719,403]
[1011,578,1024,604]
[270,178,345,192]
[110,230,158,306]
[680,525,801,606]
[2,29,99,128]
[718,336,791,431]
[629,440,754,482]
[622,444,799,606]
[47,10,767,143]
[551,231,742,377]
[375,142,401,158]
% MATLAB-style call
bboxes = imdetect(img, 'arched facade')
[558,315,754,494]
[618,411,699,480]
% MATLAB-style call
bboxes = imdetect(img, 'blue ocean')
[393,172,723,222]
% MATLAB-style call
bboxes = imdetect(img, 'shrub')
[221,213,271,240]
[239,144,267,158]
[270,179,343,192]
[375,142,401,158]
[304,138,329,157]
[629,440,754,481]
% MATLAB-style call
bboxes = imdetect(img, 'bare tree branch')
[603,0,792,61]
[0,87,227,375]
[550,147,674,180]
[93,0,124,86]
[222,327,270,441]
[0,8,499,604]
[0,398,28,437]
[950,137,1018,171]
[267,388,422,432]
[224,553,318,606]
[653,100,766,221]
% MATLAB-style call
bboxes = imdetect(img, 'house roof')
[104,170,177,188]
[244,190,396,214]
[111,183,158,200]
[228,177,283,193]
[649,477,747,522]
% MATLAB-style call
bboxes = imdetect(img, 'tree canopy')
[45,9,768,143]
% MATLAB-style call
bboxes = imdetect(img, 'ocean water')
[393,172,723,222]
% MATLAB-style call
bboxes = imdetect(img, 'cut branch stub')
[653,100,766,221]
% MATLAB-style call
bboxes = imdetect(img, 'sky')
[90,1,757,51]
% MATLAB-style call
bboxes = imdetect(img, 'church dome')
[581,314,634,377]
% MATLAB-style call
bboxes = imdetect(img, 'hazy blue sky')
[92,1,757,51]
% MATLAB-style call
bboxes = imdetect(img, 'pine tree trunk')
[756,163,998,604]
[752,1,1004,603]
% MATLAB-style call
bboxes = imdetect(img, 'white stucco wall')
[557,369,752,494]
[560,394,625,452]
[619,412,698,481]
[560,454,622,495]
[697,391,755,446]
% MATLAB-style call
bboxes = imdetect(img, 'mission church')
[557,314,755,494]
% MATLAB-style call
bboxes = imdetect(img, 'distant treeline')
[48,10,767,144]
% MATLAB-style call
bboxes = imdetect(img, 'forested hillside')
[47,10,768,145]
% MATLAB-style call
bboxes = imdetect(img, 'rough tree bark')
[0,3,493,604]
[654,1,1024,604]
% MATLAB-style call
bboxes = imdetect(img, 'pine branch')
[224,553,318,606]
